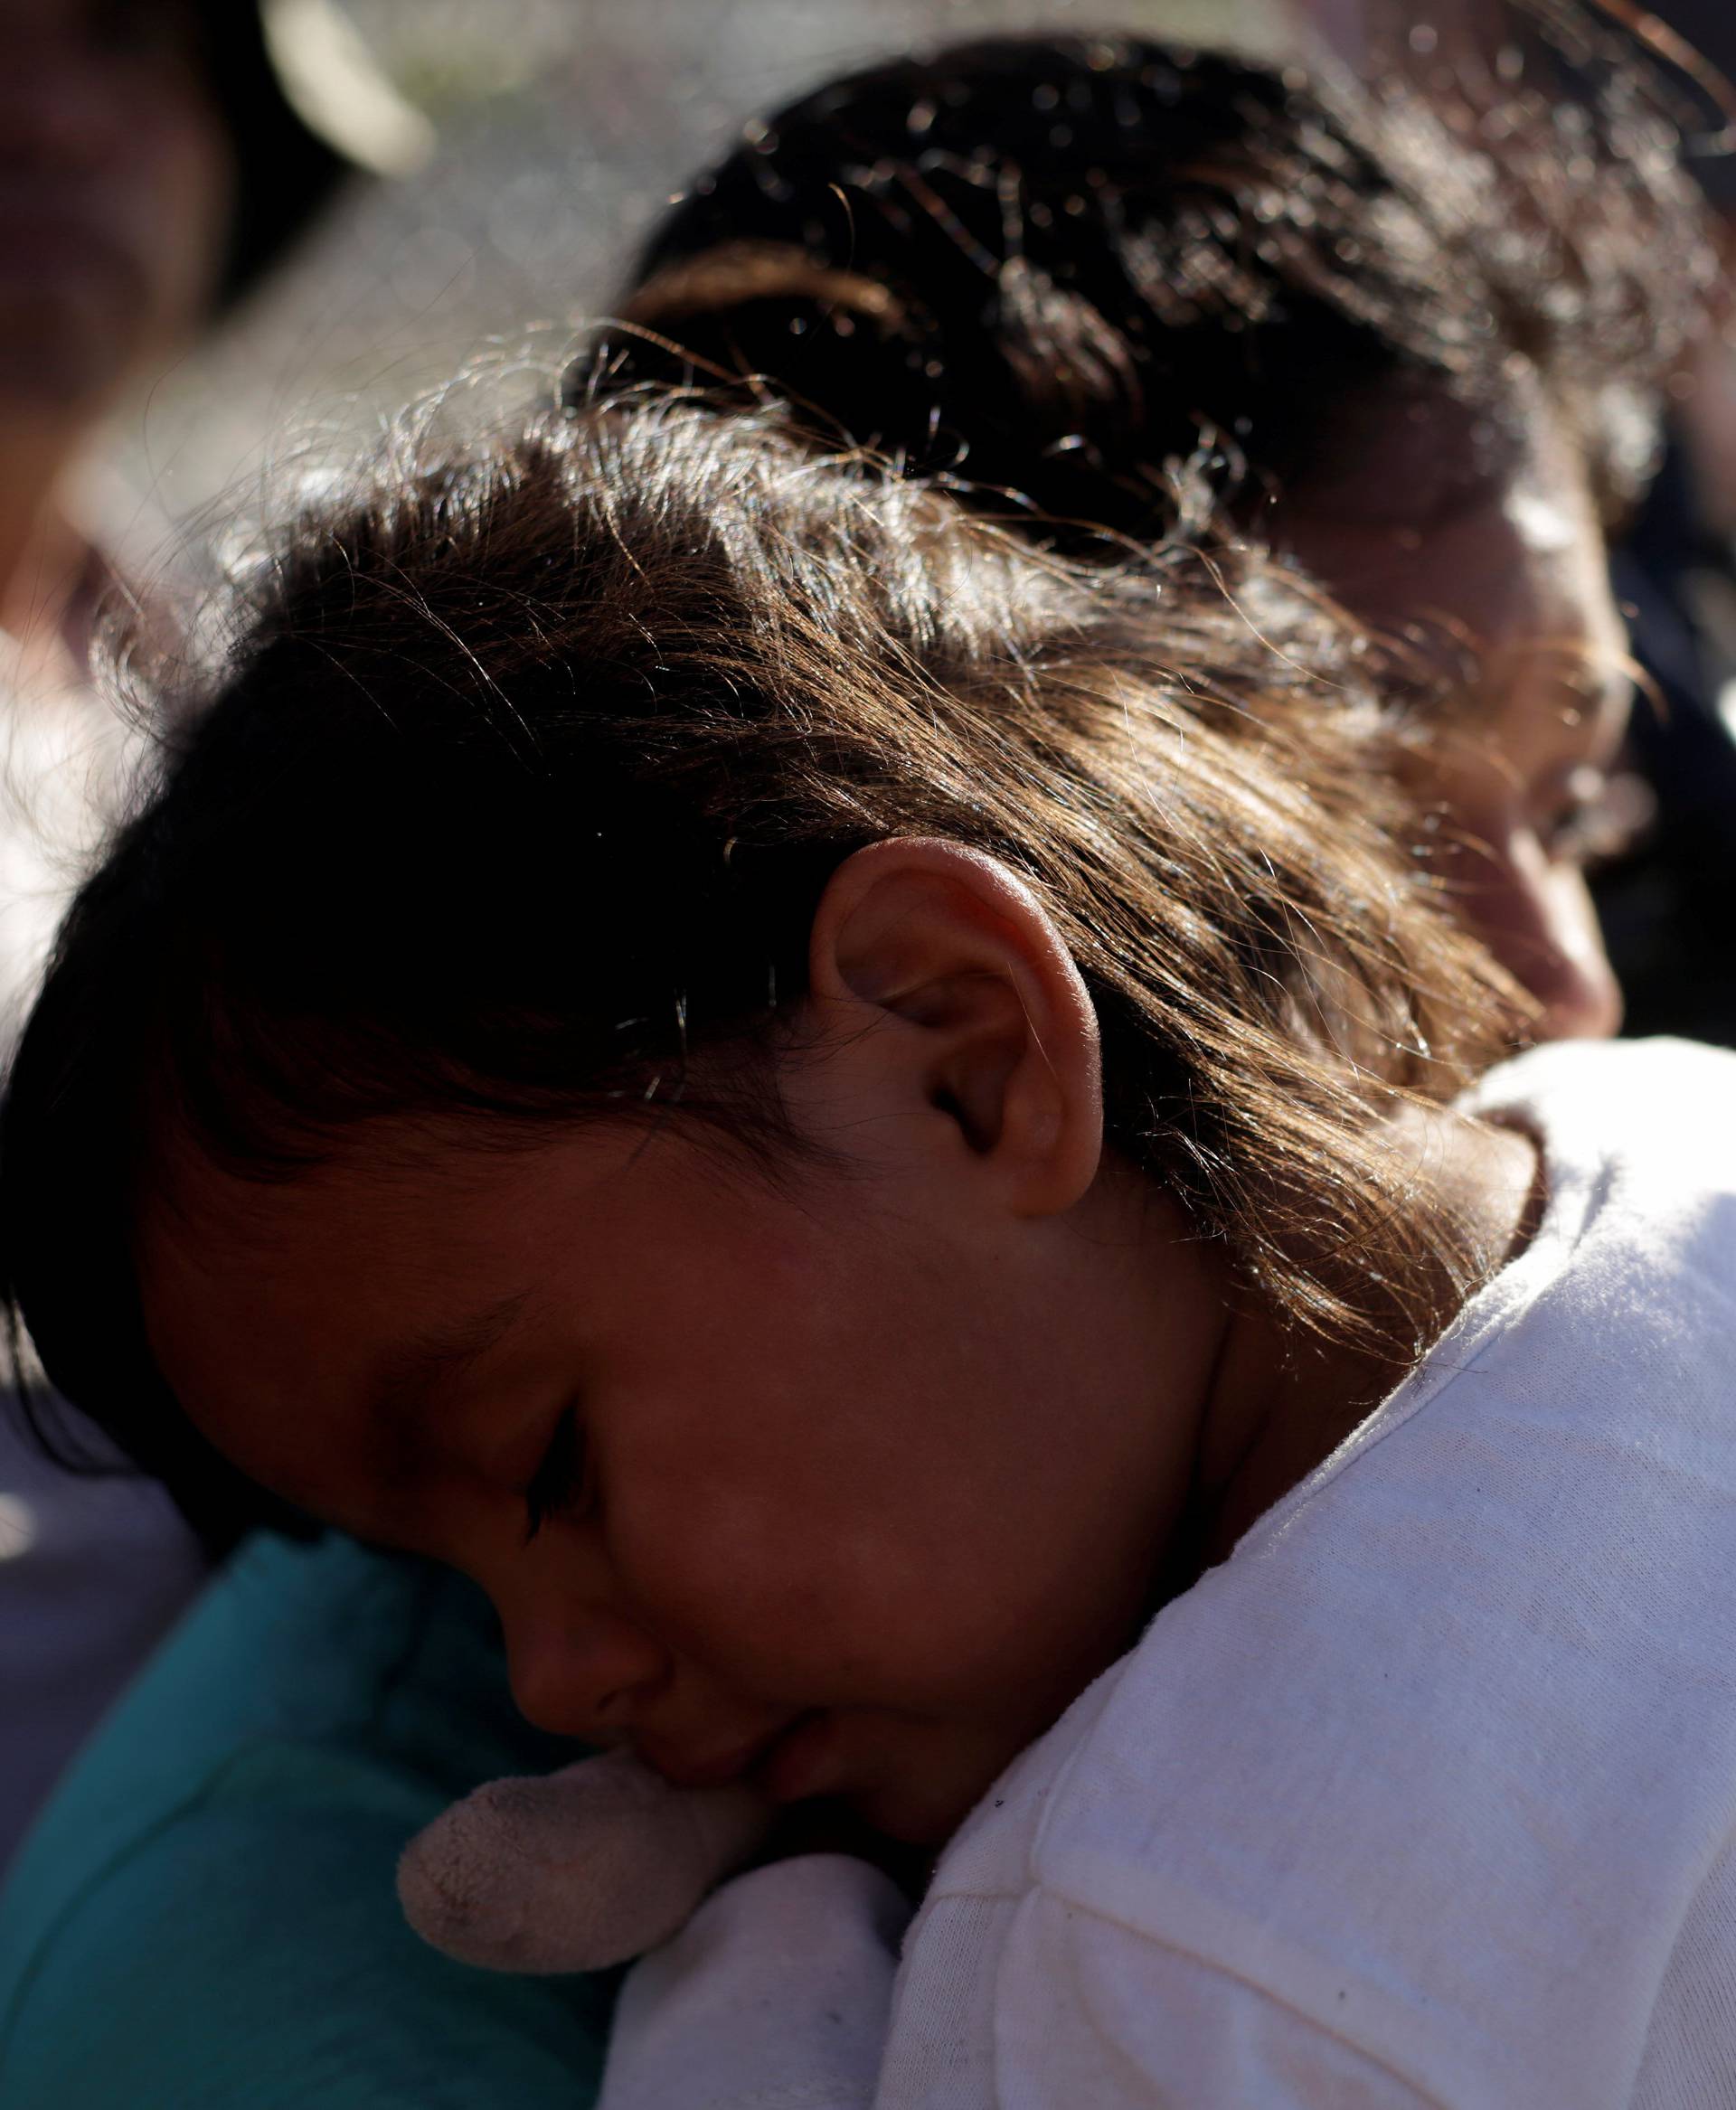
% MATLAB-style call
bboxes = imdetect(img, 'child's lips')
[637,1713,856,1797]
[635,1710,840,1800]
[635,1740,765,1792]
[637,1715,811,1793]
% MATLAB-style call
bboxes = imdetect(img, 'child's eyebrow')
[363,1293,529,1468]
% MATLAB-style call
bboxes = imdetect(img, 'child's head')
[3,399,1514,1840]
[590,21,1724,1037]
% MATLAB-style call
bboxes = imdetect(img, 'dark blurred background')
[100,0,1286,551]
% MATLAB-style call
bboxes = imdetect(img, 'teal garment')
[0,1530,613,2108]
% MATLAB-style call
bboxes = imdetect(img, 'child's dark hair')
[1,396,1518,1545]
[585,16,1721,542]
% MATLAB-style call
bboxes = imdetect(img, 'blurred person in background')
[0,0,419,1884]
[1593,0,1736,1045]
[1296,0,1736,1044]
[592,5,1722,1047]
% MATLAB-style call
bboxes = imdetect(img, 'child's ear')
[805,838,1104,1217]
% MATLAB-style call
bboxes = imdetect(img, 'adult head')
[0,0,419,630]
[585,15,1723,1037]
[1,399,1517,1719]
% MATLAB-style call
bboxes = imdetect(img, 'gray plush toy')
[398,1747,775,1973]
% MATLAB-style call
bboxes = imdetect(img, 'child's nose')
[504,1604,671,1741]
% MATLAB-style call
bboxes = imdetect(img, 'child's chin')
[764,1710,1024,1849]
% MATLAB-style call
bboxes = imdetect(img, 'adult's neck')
[1184,1103,1542,1571]
[0,421,91,655]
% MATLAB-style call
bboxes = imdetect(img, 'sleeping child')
[5,394,1735,2106]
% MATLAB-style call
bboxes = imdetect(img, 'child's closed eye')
[523,1407,593,1543]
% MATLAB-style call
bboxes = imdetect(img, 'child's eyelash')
[523,1408,590,1544]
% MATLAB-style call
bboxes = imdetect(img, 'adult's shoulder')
[1010,1037,1736,2106]
[1464,1034,1736,1342]
[1468,1035,1736,1204]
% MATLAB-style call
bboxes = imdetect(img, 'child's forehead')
[131,1128,592,1446]
[150,1113,514,1220]
[137,1105,739,1286]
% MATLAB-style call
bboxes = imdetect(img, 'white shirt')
[599,1037,1736,2109]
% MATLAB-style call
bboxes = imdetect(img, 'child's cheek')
[602,1472,846,1681]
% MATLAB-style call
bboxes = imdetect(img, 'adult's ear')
[802,839,1104,1218]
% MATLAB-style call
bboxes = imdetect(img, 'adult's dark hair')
[584,16,1721,543]
[1,396,1515,1544]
